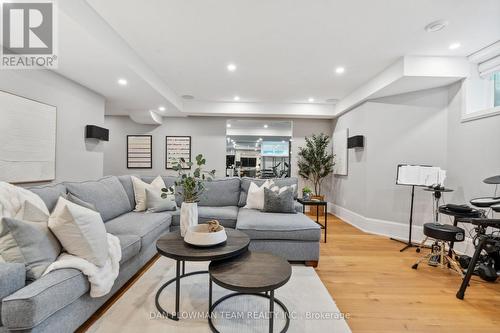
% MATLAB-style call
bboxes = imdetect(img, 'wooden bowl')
[184,224,227,247]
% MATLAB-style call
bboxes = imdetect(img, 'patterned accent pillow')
[263,187,296,214]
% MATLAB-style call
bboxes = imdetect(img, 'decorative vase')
[303,192,311,200]
[180,202,198,237]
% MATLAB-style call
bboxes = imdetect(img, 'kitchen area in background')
[226,119,292,178]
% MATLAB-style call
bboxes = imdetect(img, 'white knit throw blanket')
[43,233,122,298]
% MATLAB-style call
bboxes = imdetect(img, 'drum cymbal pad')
[470,197,500,208]
[483,175,500,184]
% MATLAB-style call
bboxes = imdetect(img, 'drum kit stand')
[412,175,500,300]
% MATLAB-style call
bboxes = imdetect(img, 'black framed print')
[166,136,191,169]
[127,135,153,169]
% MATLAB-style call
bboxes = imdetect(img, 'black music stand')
[392,164,439,252]
[391,184,418,252]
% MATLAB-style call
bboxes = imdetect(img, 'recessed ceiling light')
[326,98,339,103]
[425,20,449,33]
[335,67,345,74]
[259,138,262,141]
[308,97,315,103]
[158,106,166,111]
[233,96,240,101]
[182,94,195,100]
[117,78,127,86]
[263,124,268,128]
[449,42,461,50]
[281,140,285,143]
[227,63,237,72]
[226,123,231,128]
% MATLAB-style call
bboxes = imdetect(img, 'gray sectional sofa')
[0,175,321,333]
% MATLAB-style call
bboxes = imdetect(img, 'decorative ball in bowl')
[184,220,227,247]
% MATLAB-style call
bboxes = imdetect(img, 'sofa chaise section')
[236,208,321,265]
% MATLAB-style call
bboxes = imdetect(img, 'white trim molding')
[329,203,475,256]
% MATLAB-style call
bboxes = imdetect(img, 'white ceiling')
[54,0,500,116]
[227,119,293,136]
[86,0,500,103]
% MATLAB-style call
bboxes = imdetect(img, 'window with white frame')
[463,41,500,121]
[494,72,500,107]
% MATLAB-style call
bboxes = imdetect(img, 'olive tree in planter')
[297,133,335,214]
[165,154,215,236]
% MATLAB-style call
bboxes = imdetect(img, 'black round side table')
[155,228,250,321]
[208,251,292,333]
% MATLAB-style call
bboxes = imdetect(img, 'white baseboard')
[329,203,475,256]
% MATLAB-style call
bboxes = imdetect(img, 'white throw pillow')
[146,187,177,213]
[48,197,108,267]
[131,176,166,211]
[244,180,274,210]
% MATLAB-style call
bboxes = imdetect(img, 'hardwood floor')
[78,214,500,332]
[316,213,500,333]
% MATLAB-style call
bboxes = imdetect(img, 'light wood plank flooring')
[316,213,500,333]
[79,213,500,332]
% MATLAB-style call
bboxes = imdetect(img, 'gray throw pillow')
[66,193,97,211]
[0,217,61,281]
[263,187,296,214]
[146,188,177,212]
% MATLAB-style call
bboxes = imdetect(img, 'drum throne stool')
[412,222,465,275]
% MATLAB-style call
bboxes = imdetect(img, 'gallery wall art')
[166,136,191,169]
[127,135,153,168]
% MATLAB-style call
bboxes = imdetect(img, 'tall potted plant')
[297,133,335,215]
[167,154,216,237]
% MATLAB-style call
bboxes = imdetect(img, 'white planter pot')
[180,202,198,237]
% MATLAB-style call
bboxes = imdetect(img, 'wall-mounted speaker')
[85,125,109,141]
[347,135,364,149]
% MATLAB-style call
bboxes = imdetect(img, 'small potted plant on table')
[166,154,215,237]
[302,186,313,200]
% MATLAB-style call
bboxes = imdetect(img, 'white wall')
[331,87,450,241]
[0,70,105,183]
[103,116,333,185]
[103,116,227,177]
[446,81,500,205]
[330,82,500,254]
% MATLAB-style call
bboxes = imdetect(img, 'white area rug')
[88,257,351,333]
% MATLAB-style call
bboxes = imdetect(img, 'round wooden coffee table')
[208,251,292,333]
[155,228,250,321]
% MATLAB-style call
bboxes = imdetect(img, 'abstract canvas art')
[0,90,56,183]
[333,128,348,176]
[127,135,153,168]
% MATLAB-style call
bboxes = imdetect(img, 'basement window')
[462,70,500,122]
[494,72,500,107]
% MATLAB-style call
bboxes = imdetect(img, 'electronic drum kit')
[415,174,500,299]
